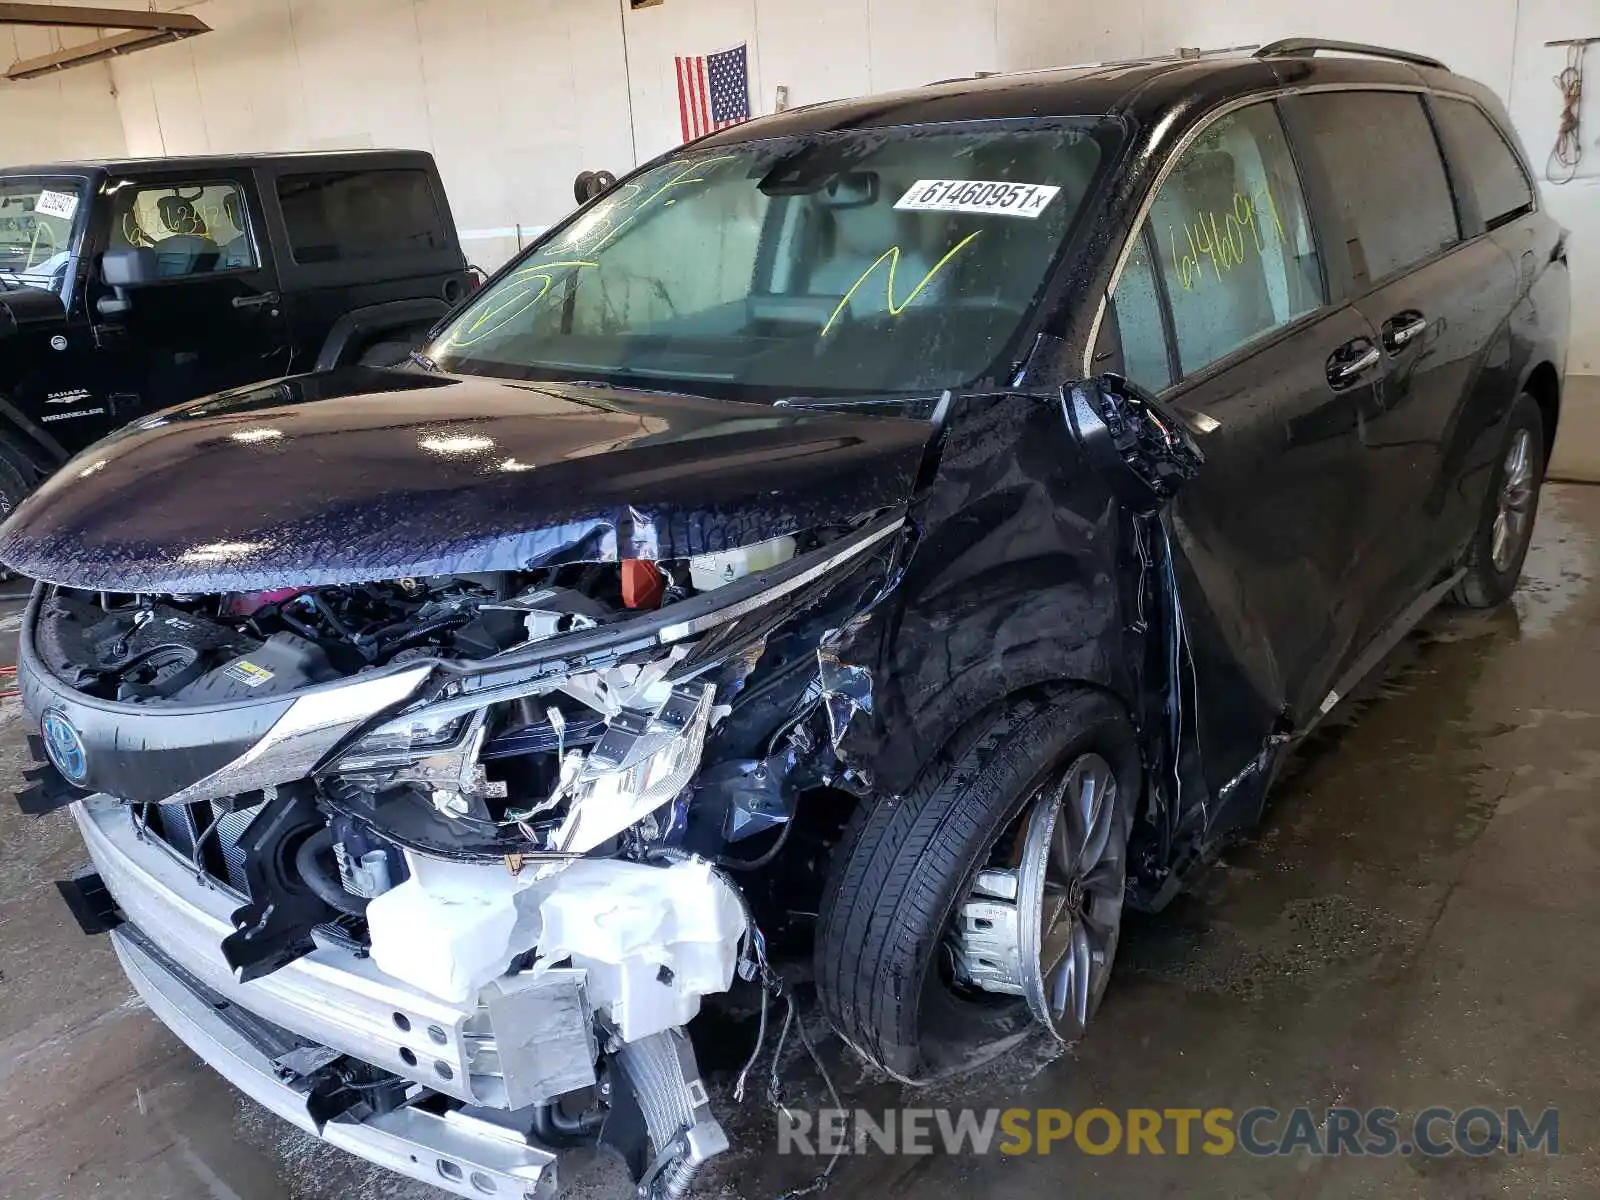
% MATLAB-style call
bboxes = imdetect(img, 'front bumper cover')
[73,794,521,1106]
[71,793,595,1196]
[75,790,741,1198]
[113,925,560,1200]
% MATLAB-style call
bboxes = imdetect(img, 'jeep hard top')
[0,149,471,507]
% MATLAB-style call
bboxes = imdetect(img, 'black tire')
[0,435,35,519]
[814,687,1140,1081]
[1453,393,1545,609]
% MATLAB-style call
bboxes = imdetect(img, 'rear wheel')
[814,689,1139,1080]
[1454,393,1545,609]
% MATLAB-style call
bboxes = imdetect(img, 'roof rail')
[1254,38,1448,72]
[925,43,1262,86]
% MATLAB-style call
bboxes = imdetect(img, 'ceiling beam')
[6,26,204,80]
[0,4,208,33]
[0,5,210,80]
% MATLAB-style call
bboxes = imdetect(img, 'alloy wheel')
[1491,427,1537,573]
[1014,751,1126,1041]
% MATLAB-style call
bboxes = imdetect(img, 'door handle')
[1381,311,1428,352]
[231,292,279,310]
[1326,339,1381,389]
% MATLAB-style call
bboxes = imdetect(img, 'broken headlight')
[336,709,476,771]
[321,516,905,858]
[550,683,714,853]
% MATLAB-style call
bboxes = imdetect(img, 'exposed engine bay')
[26,517,884,1031]
[31,524,843,863]
[41,570,647,705]
[24,521,888,1196]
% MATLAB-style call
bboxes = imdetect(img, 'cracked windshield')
[0,179,83,294]
[431,121,1116,397]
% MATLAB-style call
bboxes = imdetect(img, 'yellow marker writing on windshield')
[445,260,597,347]
[820,232,981,338]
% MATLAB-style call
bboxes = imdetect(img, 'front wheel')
[814,689,1139,1081]
[0,434,35,518]
[1453,393,1546,609]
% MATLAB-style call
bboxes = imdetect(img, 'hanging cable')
[1546,38,1597,185]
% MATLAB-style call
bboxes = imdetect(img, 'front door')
[1105,98,1385,809]
[85,171,289,423]
[0,173,113,459]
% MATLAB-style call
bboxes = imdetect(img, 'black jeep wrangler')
[0,150,471,509]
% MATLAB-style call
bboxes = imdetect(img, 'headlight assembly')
[335,708,477,772]
[550,682,714,853]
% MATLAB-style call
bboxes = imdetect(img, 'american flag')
[675,44,751,142]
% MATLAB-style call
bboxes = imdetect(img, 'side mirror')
[101,246,157,288]
[98,246,157,316]
[1063,375,1204,513]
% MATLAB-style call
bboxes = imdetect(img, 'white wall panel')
[752,0,872,111]
[865,0,997,93]
[1504,0,1600,372]
[0,68,124,164]
[995,0,1121,73]
[1133,0,1518,110]
[0,7,126,165]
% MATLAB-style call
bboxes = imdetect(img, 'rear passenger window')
[277,169,446,264]
[1299,92,1459,281]
[1433,97,1535,229]
[1117,101,1324,380]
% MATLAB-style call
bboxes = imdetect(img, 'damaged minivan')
[3,40,1567,1199]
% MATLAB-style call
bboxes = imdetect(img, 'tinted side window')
[1300,92,1459,281]
[108,181,258,277]
[277,169,446,264]
[1433,97,1535,229]
[1118,101,1324,379]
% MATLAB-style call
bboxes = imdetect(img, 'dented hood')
[0,370,930,593]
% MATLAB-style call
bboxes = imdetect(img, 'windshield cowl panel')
[429,120,1121,402]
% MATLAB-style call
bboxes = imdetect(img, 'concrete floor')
[3,484,1600,1199]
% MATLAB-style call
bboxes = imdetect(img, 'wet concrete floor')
[3,483,1600,1199]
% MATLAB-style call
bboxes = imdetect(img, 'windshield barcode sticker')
[894,180,1061,219]
[33,189,78,221]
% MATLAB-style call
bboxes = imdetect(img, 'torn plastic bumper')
[73,794,520,1106]
[111,925,561,1200]
[73,790,739,1196]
